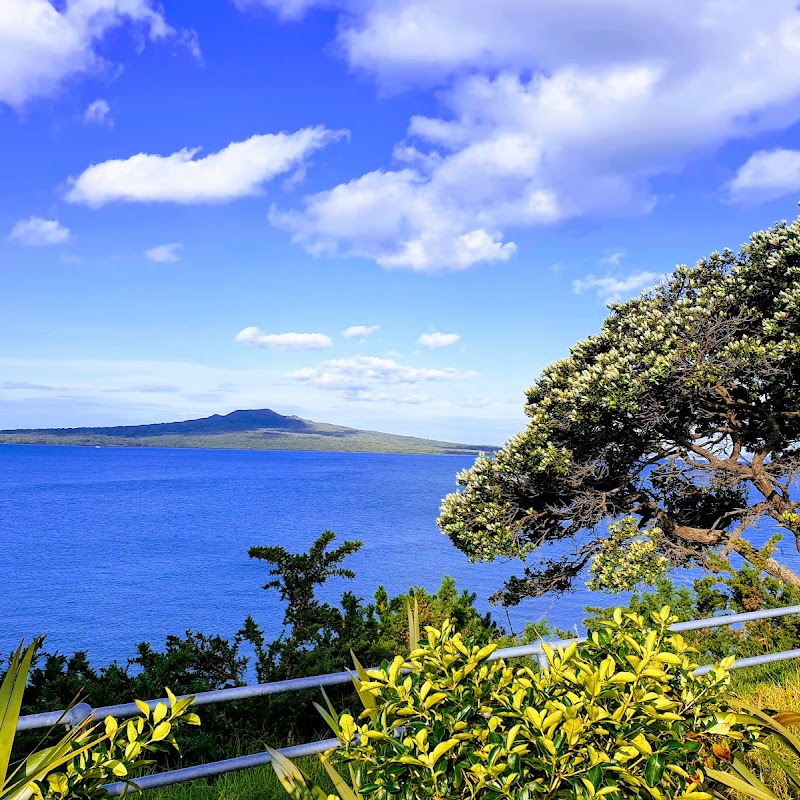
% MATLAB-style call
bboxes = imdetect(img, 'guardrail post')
[66,703,93,729]
[537,652,549,672]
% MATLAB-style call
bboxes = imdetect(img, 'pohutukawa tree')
[438,214,800,605]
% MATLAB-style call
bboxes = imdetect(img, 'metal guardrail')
[15,603,800,795]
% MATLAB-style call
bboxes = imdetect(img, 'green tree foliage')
[249,532,363,647]
[245,531,376,683]
[240,533,505,745]
[373,577,501,650]
[242,531,505,690]
[438,215,800,605]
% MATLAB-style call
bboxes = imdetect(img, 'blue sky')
[3,0,800,444]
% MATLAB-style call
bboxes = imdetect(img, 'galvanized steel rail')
[14,603,800,794]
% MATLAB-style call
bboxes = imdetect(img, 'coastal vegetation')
[273,607,762,800]
[7,532,800,800]
[439,214,800,604]
[11,534,501,768]
[0,410,494,456]
[1,639,199,800]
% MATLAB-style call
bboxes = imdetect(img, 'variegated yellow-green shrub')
[309,606,758,800]
[31,691,201,800]
[1,639,200,800]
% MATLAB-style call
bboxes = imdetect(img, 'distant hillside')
[0,409,496,455]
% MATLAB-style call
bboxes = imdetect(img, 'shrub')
[707,702,800,800]
[2,639,200,800]
[587,564,800,670]
[282,606,760,800]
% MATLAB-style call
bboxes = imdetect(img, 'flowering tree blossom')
[438,215,800,605]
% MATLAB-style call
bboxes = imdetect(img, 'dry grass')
[733,664,800,800]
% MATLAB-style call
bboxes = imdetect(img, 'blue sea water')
[4,444,797,669]
[0,444,608,666]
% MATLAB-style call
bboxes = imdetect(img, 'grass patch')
[732,662,800,800]
[731,659,800,696]
[145,756,332,800]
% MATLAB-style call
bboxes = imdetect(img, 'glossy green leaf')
[644,754,665,787]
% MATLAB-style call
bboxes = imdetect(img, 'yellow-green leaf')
[134,699,150,717]
[429,739,459,765]
[339,714,357,743]
[151,720,171,741]
[153,702,168,724]
[47,772,68,794]
[424,692,447,709]
[609,672,637,684]
[110,760,128,777]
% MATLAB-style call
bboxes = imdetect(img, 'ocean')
[6,443,793,667]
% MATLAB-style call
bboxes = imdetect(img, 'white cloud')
[269,167,519,272]
[290,354,475,401]
[8,216,71,246]
[145,243,183,263]
[0,0,197,109]
[235,326,333,350]
[728,148,800,203]
[342,324,380,338]
[232,0,327,20]
[600,250,625,266]
[572,270,658,304]
[66,126,347,207]
[260,1,800,271]
[333,2,685,87]
[84,98,112,125]
[418,331,460,349]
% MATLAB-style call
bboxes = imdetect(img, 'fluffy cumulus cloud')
[84,98,112,125]
[342,324,380,338]
[418,331,460,349]
[269,156,523,273]
[290,354,475,401]
[572,270,659,304]
[0,0,198,109]
[66,126,347,206]
[728,148,800,203]
[260,0,800,271]
[235,326,333,350]
[145,243,183,263]
[8,216,71,246]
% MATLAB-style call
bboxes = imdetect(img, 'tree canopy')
[438,214,800,605]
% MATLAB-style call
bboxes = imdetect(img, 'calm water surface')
[7,444,789,666]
